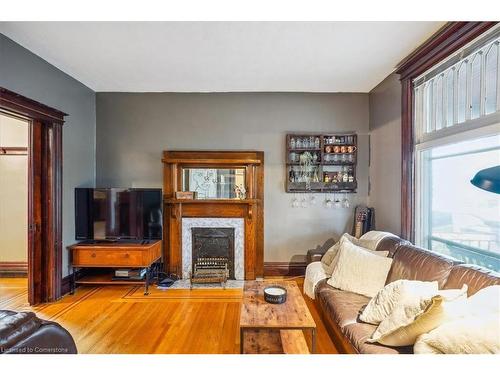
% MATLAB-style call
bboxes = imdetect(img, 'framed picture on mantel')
[285,133,358,193]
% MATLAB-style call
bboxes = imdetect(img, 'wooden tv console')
[68,240,162,295]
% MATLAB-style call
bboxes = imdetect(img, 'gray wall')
[0,34,96,276]
[96,92,369,262]
[368,74,402,236]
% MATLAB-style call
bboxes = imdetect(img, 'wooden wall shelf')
[285,133,358,193]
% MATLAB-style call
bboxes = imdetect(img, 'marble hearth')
[181,218,245,280]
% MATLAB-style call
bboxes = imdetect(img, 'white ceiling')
[0,22,445,93]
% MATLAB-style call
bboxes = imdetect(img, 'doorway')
[0,113,29,277]
[0,87,66,305]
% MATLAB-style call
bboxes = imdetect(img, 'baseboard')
[61,269,87,296]
[0,261,28,277]
[263,262,307,277]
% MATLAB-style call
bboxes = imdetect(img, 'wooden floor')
[0,277,338,354]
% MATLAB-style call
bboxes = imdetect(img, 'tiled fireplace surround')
[181,218,245,280]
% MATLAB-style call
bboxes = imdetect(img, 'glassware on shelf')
[314,137,320,149]
[334,194,342,209]
[290,137,296,149]
[310,194,317,206]
[324,194,333,208]
[301,196,308,208]
[342,194,350,208]
[296,138,302,149]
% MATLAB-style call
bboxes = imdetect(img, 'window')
[417,134,500,271]
[414,25,500,271]
[413,30,500,144]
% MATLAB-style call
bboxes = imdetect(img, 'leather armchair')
[0,310,77,354]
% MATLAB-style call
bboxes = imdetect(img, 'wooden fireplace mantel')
[162,150,264,279]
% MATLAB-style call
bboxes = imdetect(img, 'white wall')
[0,115,28,262]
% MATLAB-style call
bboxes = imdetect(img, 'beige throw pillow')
[413,285,500,354]
[359,280,439,325]
[322,234,389,275]
[326,238,393,298]
[369,285,468,347]
[321,233,356,267]
[414,314,500,354]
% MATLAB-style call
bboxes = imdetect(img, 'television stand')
[67,240,162,295]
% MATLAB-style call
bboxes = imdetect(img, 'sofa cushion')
[342,323,413,354]
[375,236,409,258]
[443,264,500,296]
[316,280,370,328]
[385,244,458,288]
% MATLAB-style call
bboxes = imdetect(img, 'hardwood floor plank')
[0,277,337,354]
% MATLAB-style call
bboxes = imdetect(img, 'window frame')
[395,21,498,242]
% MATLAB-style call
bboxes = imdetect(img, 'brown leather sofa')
[308,234,500,354]
[0,310,77,354]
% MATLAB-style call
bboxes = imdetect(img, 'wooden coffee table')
[240,281,316,354]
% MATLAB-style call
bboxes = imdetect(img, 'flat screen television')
[75,188,162,241]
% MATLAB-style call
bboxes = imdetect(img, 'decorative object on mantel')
[175,191,197,200]
[286,132,358,193]
[234,184,247,199]
[264,285,288,304]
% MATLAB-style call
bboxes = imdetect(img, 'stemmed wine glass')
[333,193,341,209]
[324,194,333,208]
[342,193,350,209]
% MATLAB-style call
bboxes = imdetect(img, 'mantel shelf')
[164,198,260,205]
[161,158,262,165]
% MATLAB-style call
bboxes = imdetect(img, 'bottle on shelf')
[314,137,320,149]
[290,137,296,149]
[342,167,348,183]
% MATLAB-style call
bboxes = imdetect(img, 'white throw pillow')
[321,233,356,267]
[368,285,469,347]
[414,314,500,354]
[359,280,439,325]
[326,238,393,298]
[322,234,389,275]
[464,285,500,316]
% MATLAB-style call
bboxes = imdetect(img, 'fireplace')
[181,218,245,280]
[192,227,235,279]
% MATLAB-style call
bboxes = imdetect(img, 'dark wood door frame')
[395,22,498,241]
[0,87,66,305]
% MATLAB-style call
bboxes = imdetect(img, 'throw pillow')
[368,285,468,347]
[359,279,439,325]
[323,234,389,275]
[321,233,357,267]
[326,238,393,298]
[464,285,500,316]
[414,313,500,354]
